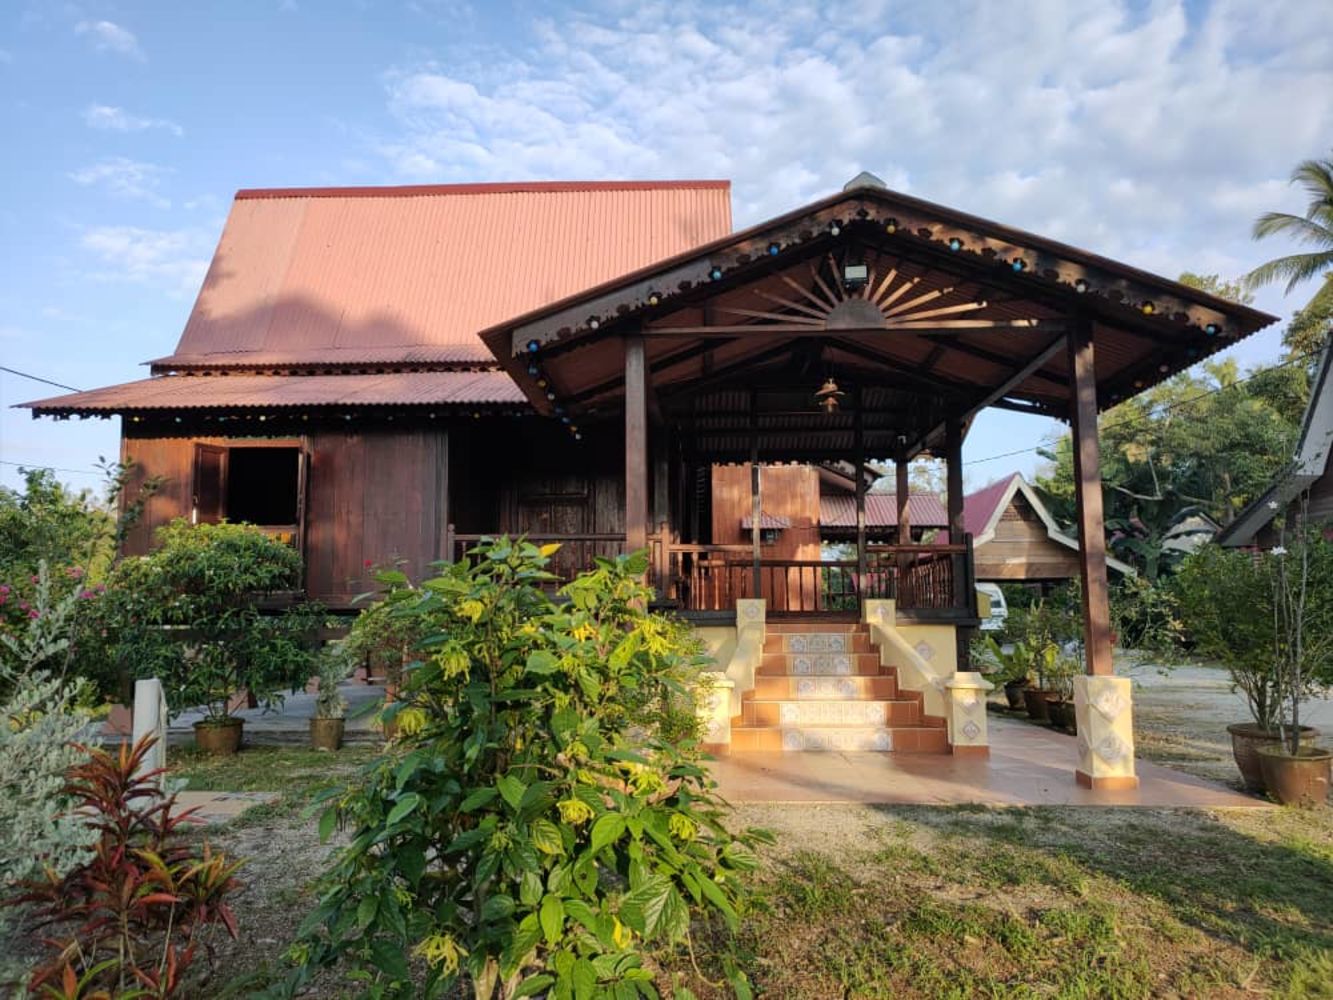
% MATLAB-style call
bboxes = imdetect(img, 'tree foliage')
[279,539,768,999]
[85,520,318,721]
[1035,356,1308,578]
[1245,152,1333,295]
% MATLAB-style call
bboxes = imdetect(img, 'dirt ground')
[1121,652,1333,786]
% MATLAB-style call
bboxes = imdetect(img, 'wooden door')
[192,444,227,524]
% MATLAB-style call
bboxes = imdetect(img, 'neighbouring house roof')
[22,371,526,415]
[959,472,1135,575]
[22,180,733,415]
[818,493,949,530]
[1219,341,1333,546]
[738,511,793,530]
[1162,513,1222,555]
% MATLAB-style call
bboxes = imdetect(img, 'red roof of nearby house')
[819,494,948,529]
[963,474,1022,537]
[738,511,793,530]
[153,181,733,370]
[22,371,525,414]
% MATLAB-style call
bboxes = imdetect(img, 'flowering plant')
[279,539,768,999]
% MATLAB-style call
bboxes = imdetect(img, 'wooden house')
[961,473,1133,585]
[24,173,1278,776]
[1220,340,1333,548]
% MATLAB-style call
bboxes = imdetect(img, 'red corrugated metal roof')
[963,475,1021,537]
[739,511,793,529]
[22,371,524,413]
[819,494,948,529]
[157,181,732,368]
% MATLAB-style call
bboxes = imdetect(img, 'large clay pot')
[1258,745,1332,807]
[310,717,345,751]
[1227,723,1318,792]
[194,718,243,756]
[1047,699,1073,732]
[1022,687,1052,723]
[1003,679,1029,711]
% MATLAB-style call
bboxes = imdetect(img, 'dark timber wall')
[119,417,624,606]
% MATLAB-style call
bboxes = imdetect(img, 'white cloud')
[375,0,1333,293]
[82,104,182,136]
[75,20,144,61]
[78,225,212,297]
[68,157,171,206]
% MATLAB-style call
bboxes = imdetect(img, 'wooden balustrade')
[444,527,978,619]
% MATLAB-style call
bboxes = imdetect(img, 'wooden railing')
[662,541,976,617]
[450,532,627,585]
[446,528,977,619]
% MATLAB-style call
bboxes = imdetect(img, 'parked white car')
[976,583,1008,632]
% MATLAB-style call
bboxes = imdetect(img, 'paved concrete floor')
[706,714,1267,807]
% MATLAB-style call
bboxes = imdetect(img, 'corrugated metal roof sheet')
[964,475,1020,537]
[820,494,948,529]
[738,511,793,529]
[159,181,732,368]
[23,371,524,413]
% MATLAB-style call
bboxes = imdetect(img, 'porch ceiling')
[480,179,1277,458]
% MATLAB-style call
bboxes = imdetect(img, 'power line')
[964,347,1321,469]
[0,365,82,394]
[0,459,104,478]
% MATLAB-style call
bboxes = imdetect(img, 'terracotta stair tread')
[728,725,950,753]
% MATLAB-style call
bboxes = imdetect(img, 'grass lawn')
[165,745,1333,1000]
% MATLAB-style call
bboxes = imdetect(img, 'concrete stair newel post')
[1073,675,1137,788]
[698,598,766,754]
[946,673,993,756]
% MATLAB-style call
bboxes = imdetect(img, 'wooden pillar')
[896,456,912,604]
[945,417,971,666]
[749,392,762,597]
[1068,318,1115,676]
[855,391,867,585]
[895,459,911,542]
[624,334,648,554]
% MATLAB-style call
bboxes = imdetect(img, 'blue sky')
[2,0,1331,496]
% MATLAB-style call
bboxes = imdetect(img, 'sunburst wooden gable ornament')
[716,251,1009,333]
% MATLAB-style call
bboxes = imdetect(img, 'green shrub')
[87,520,319,722]
[1173,539,1333,730]
[279,539,769,999]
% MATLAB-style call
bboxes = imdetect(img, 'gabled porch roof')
[480,174,1277,459]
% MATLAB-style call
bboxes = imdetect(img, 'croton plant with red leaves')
[5,737,244,999]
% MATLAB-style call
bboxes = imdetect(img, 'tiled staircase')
[730,623,949,753]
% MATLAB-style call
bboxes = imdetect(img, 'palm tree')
[1246,154,1333,294]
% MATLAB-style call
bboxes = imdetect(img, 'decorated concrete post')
[1073,675,1137,788]
[131,678,168,784]
[945,672,993,756]
[697,598,766,755]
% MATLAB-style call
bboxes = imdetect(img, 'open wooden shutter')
[192,444,227,524]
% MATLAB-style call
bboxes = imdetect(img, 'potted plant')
[977,635,1032,710]
[94,521,319,756]
[310,641,353,751]
[1175,535,1322,791]
[1254,507,1333,805]
[1043,653,1080,733]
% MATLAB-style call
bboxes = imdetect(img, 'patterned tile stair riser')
[731,625,952,754]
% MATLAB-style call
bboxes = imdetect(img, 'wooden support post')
[896,459,911,541]
[854,392,868,587]
[624,333,649,555]
[896,456,912,602]
[1068,318,1114,676]
[946,417,972,667]
[749,391,762,597]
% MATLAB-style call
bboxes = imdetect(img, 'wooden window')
[191,441,308,549]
